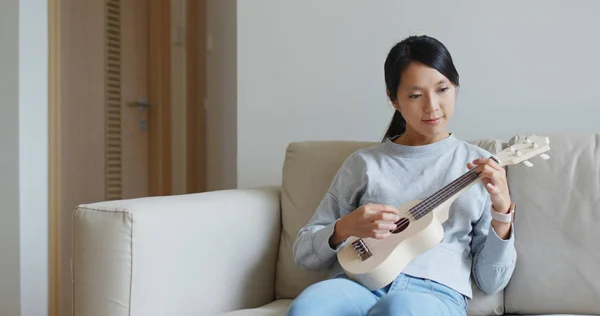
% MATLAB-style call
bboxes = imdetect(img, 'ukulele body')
[337,199,451,291]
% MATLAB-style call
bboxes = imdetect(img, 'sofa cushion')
[504,134,600,315]
[277,141,374,299]
[276,137,507,315]
[216,300,292,316]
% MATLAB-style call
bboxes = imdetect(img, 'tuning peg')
[531,142,538,149]
[522,160,533,167]
[509,135,520,145]
[540,154,550,160]
[515,150,522,156]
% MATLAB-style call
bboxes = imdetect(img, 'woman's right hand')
[330,203,401,247]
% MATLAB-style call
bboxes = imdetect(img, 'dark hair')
[382,35,460,141]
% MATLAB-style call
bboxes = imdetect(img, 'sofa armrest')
[73,187,282,316]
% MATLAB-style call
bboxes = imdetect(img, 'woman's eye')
[439,87,449,92]
[409,94,421,99]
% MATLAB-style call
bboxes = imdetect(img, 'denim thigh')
[286,277,380,316]
[367,274,468,316]
[287,274,467,316]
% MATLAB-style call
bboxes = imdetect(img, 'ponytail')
[382,110,406,142]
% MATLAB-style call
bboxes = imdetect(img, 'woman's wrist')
[329,219,350,248]
[491,220,512,240]
[491,202,514,240]
[492,199,511,214]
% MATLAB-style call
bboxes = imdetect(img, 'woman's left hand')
[467,158,511,213]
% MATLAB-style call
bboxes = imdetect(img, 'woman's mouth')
[422,117,442,125]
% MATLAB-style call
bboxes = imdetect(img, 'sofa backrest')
[276,140,373,299]
[502,133,600,315]
[275,137,508,315]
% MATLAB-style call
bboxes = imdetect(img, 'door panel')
[59,1,105,315]
[52,0,208,314]
[120,0,149,199]
[105,0,124,200]
[58,0,150,315]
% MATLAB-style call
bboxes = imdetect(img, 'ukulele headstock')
[493,135,551,168]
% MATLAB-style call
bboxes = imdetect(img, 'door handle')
[128,98,150,132]
[129,98,151,111]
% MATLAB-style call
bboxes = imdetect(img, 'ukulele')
[337,135,551,290]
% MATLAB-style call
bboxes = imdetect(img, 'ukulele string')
[406,170,479,220]
[408,155,501,220]
[407,168,480,219]
[391,169,480,230]
[391,172,477,232]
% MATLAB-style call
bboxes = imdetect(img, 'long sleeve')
[292,153,366,271]
[471,196,517,295]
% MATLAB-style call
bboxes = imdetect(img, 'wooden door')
[119,0,150,199]
[52,1,170,315]
[50,0,208,314]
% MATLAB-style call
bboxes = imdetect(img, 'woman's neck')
[394,130,451,146]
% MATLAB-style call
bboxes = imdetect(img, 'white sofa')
[72,133,600,316]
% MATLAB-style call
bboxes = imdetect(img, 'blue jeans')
[286,273,468,316]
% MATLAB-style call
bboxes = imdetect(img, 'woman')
[286,35,517,316]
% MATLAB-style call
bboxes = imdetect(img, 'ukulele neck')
[408,156,497,220]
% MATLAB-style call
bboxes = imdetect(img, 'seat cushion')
[504,134,600,315]
[276,138,508,315]
[216,300,292,316]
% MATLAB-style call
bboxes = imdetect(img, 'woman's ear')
[386,90,399,108]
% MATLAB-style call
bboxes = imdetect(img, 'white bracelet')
[491,203,515,223]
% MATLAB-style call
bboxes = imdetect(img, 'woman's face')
[390,61,456,144]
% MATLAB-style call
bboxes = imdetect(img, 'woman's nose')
[424,95,439,113]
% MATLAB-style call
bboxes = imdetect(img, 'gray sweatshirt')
[292,134,517,298]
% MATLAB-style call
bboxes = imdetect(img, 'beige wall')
[206,0,600,189]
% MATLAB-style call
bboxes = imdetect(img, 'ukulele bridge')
[352,238,372,261]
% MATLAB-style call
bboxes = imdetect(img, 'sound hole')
[391,217,410,234]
